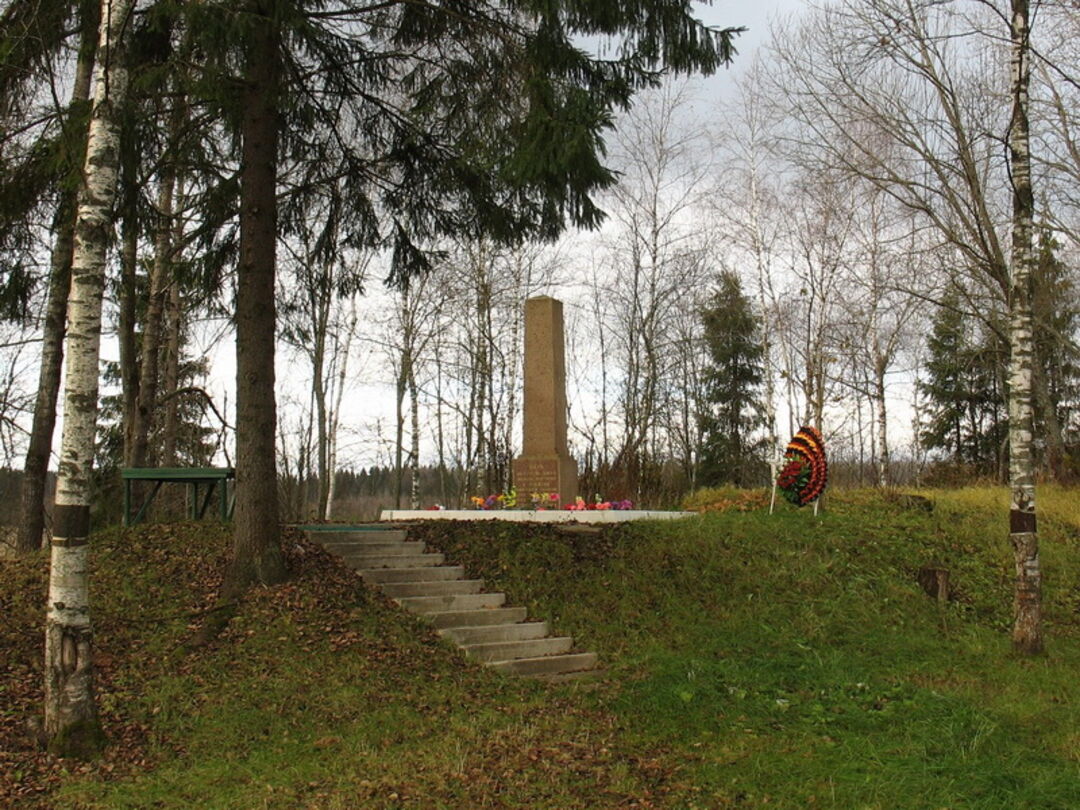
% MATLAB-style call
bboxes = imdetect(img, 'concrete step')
[360,566,465,584]
[317,533,413,546]
[397,592,506,615]
[464,636,573,663]
[323,540,425,555]
[488,652,599,677]
[536,669,605,684]
[313,525,601,679]
[439,621,549,645]
[425,607,527,629]
[307,528,408,543]
[341,553,444,569]
[380,580,483,598]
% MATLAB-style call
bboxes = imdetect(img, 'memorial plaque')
[513,457,560,495]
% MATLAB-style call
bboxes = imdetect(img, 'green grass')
[3,486,1080,808]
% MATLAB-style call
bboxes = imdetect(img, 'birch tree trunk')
[45,0,135,758]
[18,6,99,554]
[160,282,182,466]
[434,348,448,506]
[323,301,356,520]
[409,363,420,509]
[503,293,522,493]
[160,109,187,466]
[747,155,781,481]
[394,316,408,508]
[873,350,889,488]
[311,280,330,518]
[1007,0,1041,655]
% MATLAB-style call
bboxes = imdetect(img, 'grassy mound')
[4,487,1080,808]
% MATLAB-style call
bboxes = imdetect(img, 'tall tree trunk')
[1032,362,1066,481]
[749,155,780,479]
[20,203,75,554]
[409,362,420,509]
[912,358,925,487]
[434,349,448,507]
[160,282,182,465]
[594,282,610,470]
[324,300,356,520]
[160,121,187,467]
[129,165,175,468]
[311,279,330,519]
[874,350,889,488]
[226,2,285,595]
[118,165,139,467]
[394,367,407,509]
[473,279,490,493]
[45,0,134,758]
[855,387,866,485]
[504,260,526,492]
[1007,0,1041,655]
[482,282,500,491]
[18,4,99,554]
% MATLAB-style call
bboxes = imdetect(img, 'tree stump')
[917,566,950,603]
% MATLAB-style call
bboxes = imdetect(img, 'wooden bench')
[121,467,235,526]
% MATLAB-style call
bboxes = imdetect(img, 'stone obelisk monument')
[513,296,578,504]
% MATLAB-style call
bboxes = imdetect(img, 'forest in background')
[0,0,1077,526]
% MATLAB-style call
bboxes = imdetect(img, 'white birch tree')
[710,59,789,472]
[45,0,136,757]
[1005,0,1041,654]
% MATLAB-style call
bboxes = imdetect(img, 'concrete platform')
[379,509,697,523]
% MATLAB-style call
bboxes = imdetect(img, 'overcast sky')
[694,0,807,86]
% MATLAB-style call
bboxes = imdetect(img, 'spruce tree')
[920,294,1008,477]
[697,271,767,487]
[1032,231,1080,479]
[176,0,742,600]
[921,295,976,466]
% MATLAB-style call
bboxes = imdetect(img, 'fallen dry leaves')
[0,523,389,808]
[1,520,683,809]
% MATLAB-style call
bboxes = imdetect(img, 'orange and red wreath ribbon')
[777,426,828,506]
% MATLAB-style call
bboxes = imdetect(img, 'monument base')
[513,454,578,505]
[379,510,696,523]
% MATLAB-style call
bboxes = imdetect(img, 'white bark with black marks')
[19,1,100,554]
[46,0,136,757]
[1007,0,1041,655]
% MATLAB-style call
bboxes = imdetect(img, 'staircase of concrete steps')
[305,526,599,679]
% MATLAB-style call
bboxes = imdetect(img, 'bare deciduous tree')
[767,0,1043,651]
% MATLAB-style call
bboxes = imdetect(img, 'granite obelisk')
[513,296,578,504]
